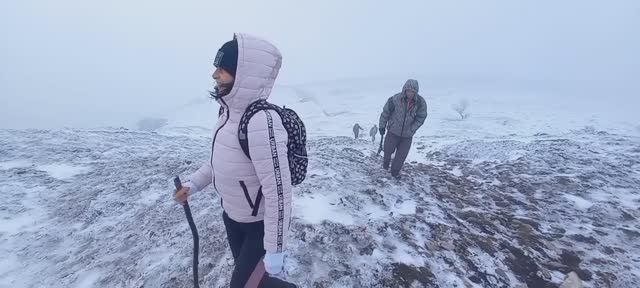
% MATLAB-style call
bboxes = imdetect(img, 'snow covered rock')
[559,272,583,288]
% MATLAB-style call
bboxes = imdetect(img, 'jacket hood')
[402,79,419,94]
[218,33,282,113]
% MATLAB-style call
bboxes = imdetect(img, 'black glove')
[379,128,385,135]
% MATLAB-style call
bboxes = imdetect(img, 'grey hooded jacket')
[378,79,428,138]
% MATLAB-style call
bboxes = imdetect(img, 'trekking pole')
[377,133,385,156]
[174,176,200,288]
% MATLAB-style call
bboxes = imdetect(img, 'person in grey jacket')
[353,123,365,139]
[378,79,427,178]
[370,125,378,143]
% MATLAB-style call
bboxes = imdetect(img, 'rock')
[613,247,627,254]
[545,261,570,273]
[575,268,593,281]
[559,272,582,288]
[602,246,615,255]
[495,200,510,208]
[619,227,640,238]
[468,275,482,284]
[425,241,437,251]
[593,229,608,236]
[537,268,552,280]
[495,268,509,280]
[569,234,598,245]
[512,221,535,235]
[556,176,573,185]
[439,240,455,251]
[359,243,375,256]
[621,209,636,221]
[328,269,350,279]
[504,245,554,288]
[463,279,474,288]
[390,263,435,287]
[595,271,618,287]
[515,222,537,246]
[539,239,556,251]
[548,233,565,239]
[560,250,582,268]
[589,258,610,265]
[550,226,567,234]
[514,217,541,230]
[313,281,328,288]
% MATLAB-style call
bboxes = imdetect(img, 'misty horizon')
[2,0,639,129]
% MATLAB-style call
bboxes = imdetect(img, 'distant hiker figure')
[352,123,365,139]
[378,79,427,179]
[174,34,297,288]
[370,125,378,143]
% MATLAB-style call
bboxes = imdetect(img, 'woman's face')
[212,67,235,93]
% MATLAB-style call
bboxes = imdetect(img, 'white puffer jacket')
[184,33,291,253]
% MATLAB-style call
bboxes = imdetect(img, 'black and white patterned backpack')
[238,100,308,185]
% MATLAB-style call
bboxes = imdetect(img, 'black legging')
[223,212,297,288]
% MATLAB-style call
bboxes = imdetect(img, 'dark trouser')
[354,130,360,139]
[382,132,412,176]
[223,212,296,288]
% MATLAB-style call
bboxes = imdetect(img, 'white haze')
[1,0,639,129]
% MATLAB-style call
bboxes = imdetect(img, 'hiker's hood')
[219,33,282,112]
[402,79,419,94]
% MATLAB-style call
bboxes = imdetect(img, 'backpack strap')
[238,100,281,160]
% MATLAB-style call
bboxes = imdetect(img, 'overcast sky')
[1,0,639,129]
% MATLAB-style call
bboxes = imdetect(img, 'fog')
[1,0,639,129]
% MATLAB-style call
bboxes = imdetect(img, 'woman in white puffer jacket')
[175,33,295,288]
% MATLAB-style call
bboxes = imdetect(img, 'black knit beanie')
[214,38,238,77]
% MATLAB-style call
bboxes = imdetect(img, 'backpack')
[238,100,308,185]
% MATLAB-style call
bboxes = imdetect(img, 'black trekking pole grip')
[174,176,200,288]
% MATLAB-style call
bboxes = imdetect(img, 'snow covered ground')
[1,80,639,287]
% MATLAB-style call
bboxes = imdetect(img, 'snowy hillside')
[2,75,640,288]
[1,127,638,287]
[161,77,640,140]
